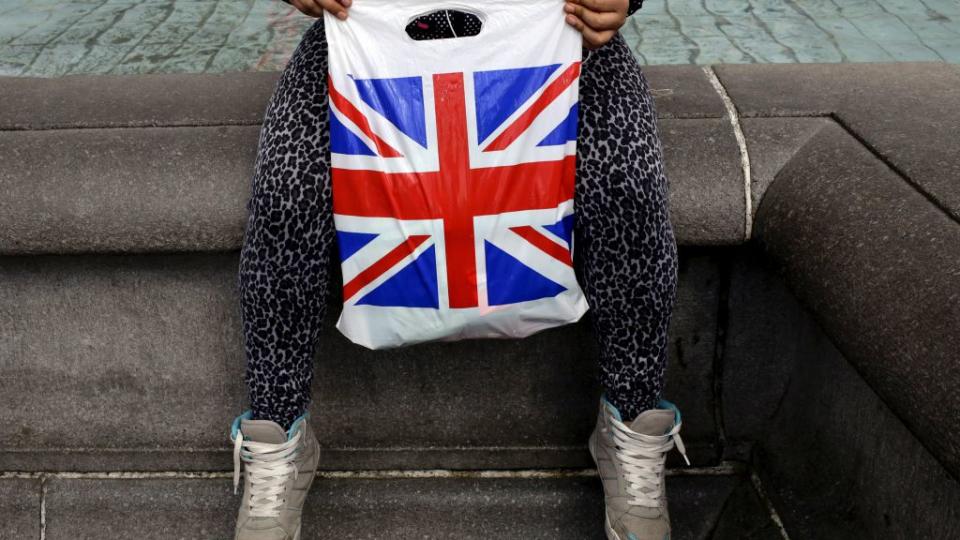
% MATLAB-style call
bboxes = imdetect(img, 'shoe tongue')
[628,408,675,436]
[240,419,288,444]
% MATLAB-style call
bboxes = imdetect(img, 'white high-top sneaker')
[230,412,320,540]
[588,398,689,540]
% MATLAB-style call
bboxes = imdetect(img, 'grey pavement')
[1,0,959,78]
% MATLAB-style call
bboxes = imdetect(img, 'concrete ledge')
[7,63,954,253]
[720,247,815,450]
[0,125,257,253]
[640,65,728,119]
[0,72,278,130]
[753,121,960,478]
[0,66,728,128]
[0,68,748,254]
[0,119,745,254]
[661,119,745,245]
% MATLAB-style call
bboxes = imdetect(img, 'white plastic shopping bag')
[325,0,587,349]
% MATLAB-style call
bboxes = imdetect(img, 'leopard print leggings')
[239,17,677,429]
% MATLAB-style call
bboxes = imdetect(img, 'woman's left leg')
[577,33,682,540]
[575,34,679,421]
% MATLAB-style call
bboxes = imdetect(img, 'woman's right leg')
[238,20,334,431]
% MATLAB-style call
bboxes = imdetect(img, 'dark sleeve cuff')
[627,0,644,16]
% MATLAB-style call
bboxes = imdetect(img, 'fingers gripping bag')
[324,0,587,349]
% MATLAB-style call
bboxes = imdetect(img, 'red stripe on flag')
[342,235,430,301]
[433,72,479,309]
[483,62,581,152]
[328,79,403,158]
[510,226,573,266]
[332,156,577,219]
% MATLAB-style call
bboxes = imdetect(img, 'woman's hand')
[289,0,351,20]
[564,0,629,49]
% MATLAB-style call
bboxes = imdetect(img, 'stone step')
[2,472,782,540]
[0,250,722,471]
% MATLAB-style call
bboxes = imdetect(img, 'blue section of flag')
[473,64,560,143]
[330,110,376,156]
[543,214,575,247]
[353,76,428,148]
[337,231,378,262]
[356,245,439,308]
[537,102,579,147]
[484,241,566,306]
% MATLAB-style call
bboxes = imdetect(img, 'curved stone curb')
[753,121,960,478]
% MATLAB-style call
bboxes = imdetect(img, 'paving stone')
[711,476,785,540]
[42,474,760,540]
[753,121,960,478]
[715,62,960,220]
[661,118,746,245]
[617,0,960,65]
[756,323,960,539]
[0,251,720,471]
[0,478,41,539]
[5,0,960,77]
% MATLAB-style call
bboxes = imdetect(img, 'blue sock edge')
[601,395,682,427]
[230,410,309,441]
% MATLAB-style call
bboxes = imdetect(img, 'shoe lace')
[232,429,302,518]
[608,414,690,507]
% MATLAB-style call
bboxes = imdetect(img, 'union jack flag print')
[328,59,587,347]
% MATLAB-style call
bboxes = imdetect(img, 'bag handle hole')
[405,9,483,41]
